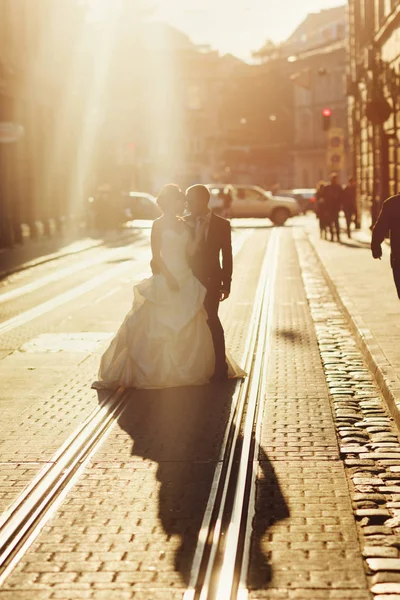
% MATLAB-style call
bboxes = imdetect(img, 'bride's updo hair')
[157,184,185,213]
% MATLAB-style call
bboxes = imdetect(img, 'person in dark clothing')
[323,173,343,242]
[185,184,233,381]
[371,194,400,299]
[220,185,233,219]
[315,180,329,239]
[342,177,358,238]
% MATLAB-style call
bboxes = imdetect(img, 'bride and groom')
[93,183,244,390]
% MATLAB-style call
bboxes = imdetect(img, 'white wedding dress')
[93,228,243,390]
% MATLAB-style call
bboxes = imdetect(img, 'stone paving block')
[372,582,400,594]
[367,557,400,571]
[363,546,399,558]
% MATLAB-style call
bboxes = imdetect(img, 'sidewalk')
[307,217,400,425]
[0,226,139,279]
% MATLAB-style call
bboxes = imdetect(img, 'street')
[0,216,399,599]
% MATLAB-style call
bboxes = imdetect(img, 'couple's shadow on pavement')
[97,383,289,589]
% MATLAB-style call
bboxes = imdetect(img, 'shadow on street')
[277,328,305,344]
[97,382,289,588]
[338,238,371,249]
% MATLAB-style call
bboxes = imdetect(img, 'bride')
[93,184,243,390]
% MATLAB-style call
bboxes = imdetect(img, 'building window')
[302,169,309,187]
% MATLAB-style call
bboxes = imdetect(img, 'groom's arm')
[220,221,233,298]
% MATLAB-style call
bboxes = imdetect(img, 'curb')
[308,233,400,430]
[0,229,140,280]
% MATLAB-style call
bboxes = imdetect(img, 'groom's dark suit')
[185,212,232,377]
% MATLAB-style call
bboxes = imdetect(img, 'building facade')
[0,0,84,247]
[348,0,400,222]
[286,6,349,188]
[254,5,349,189]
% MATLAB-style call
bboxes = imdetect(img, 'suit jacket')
[323,183,343,215]
[371,194,400,266]
[185,212,233,293]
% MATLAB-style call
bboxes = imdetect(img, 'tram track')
[185,228,280,600]
[0,226,258,587]
[0,388,129,585]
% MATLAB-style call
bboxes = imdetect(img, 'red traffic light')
[322,108,332,131]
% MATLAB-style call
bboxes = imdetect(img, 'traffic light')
[322,108,332,131]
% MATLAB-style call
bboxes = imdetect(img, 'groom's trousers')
[204,287,228,376]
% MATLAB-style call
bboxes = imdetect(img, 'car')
[122,192,162,221]
[279,188,317,214]
[205,184,299,226]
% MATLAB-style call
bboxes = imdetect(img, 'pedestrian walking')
[323,173,343,242]
[371,193,400,300]
[315,180,329,239]
[220,185,233,219]
[342,177,358,238]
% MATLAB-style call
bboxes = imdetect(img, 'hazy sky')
[155,0,345,59]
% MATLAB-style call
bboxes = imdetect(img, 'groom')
[185,184,233,382]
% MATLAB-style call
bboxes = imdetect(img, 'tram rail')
[0,227,279,594]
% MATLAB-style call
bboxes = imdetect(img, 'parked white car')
[122,192,162,220]
[205,184,299,225]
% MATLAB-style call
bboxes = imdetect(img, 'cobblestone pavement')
[249,229,369,600]
[2,219,400,599]
[0,226,269,599]
[307,217,400,422]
